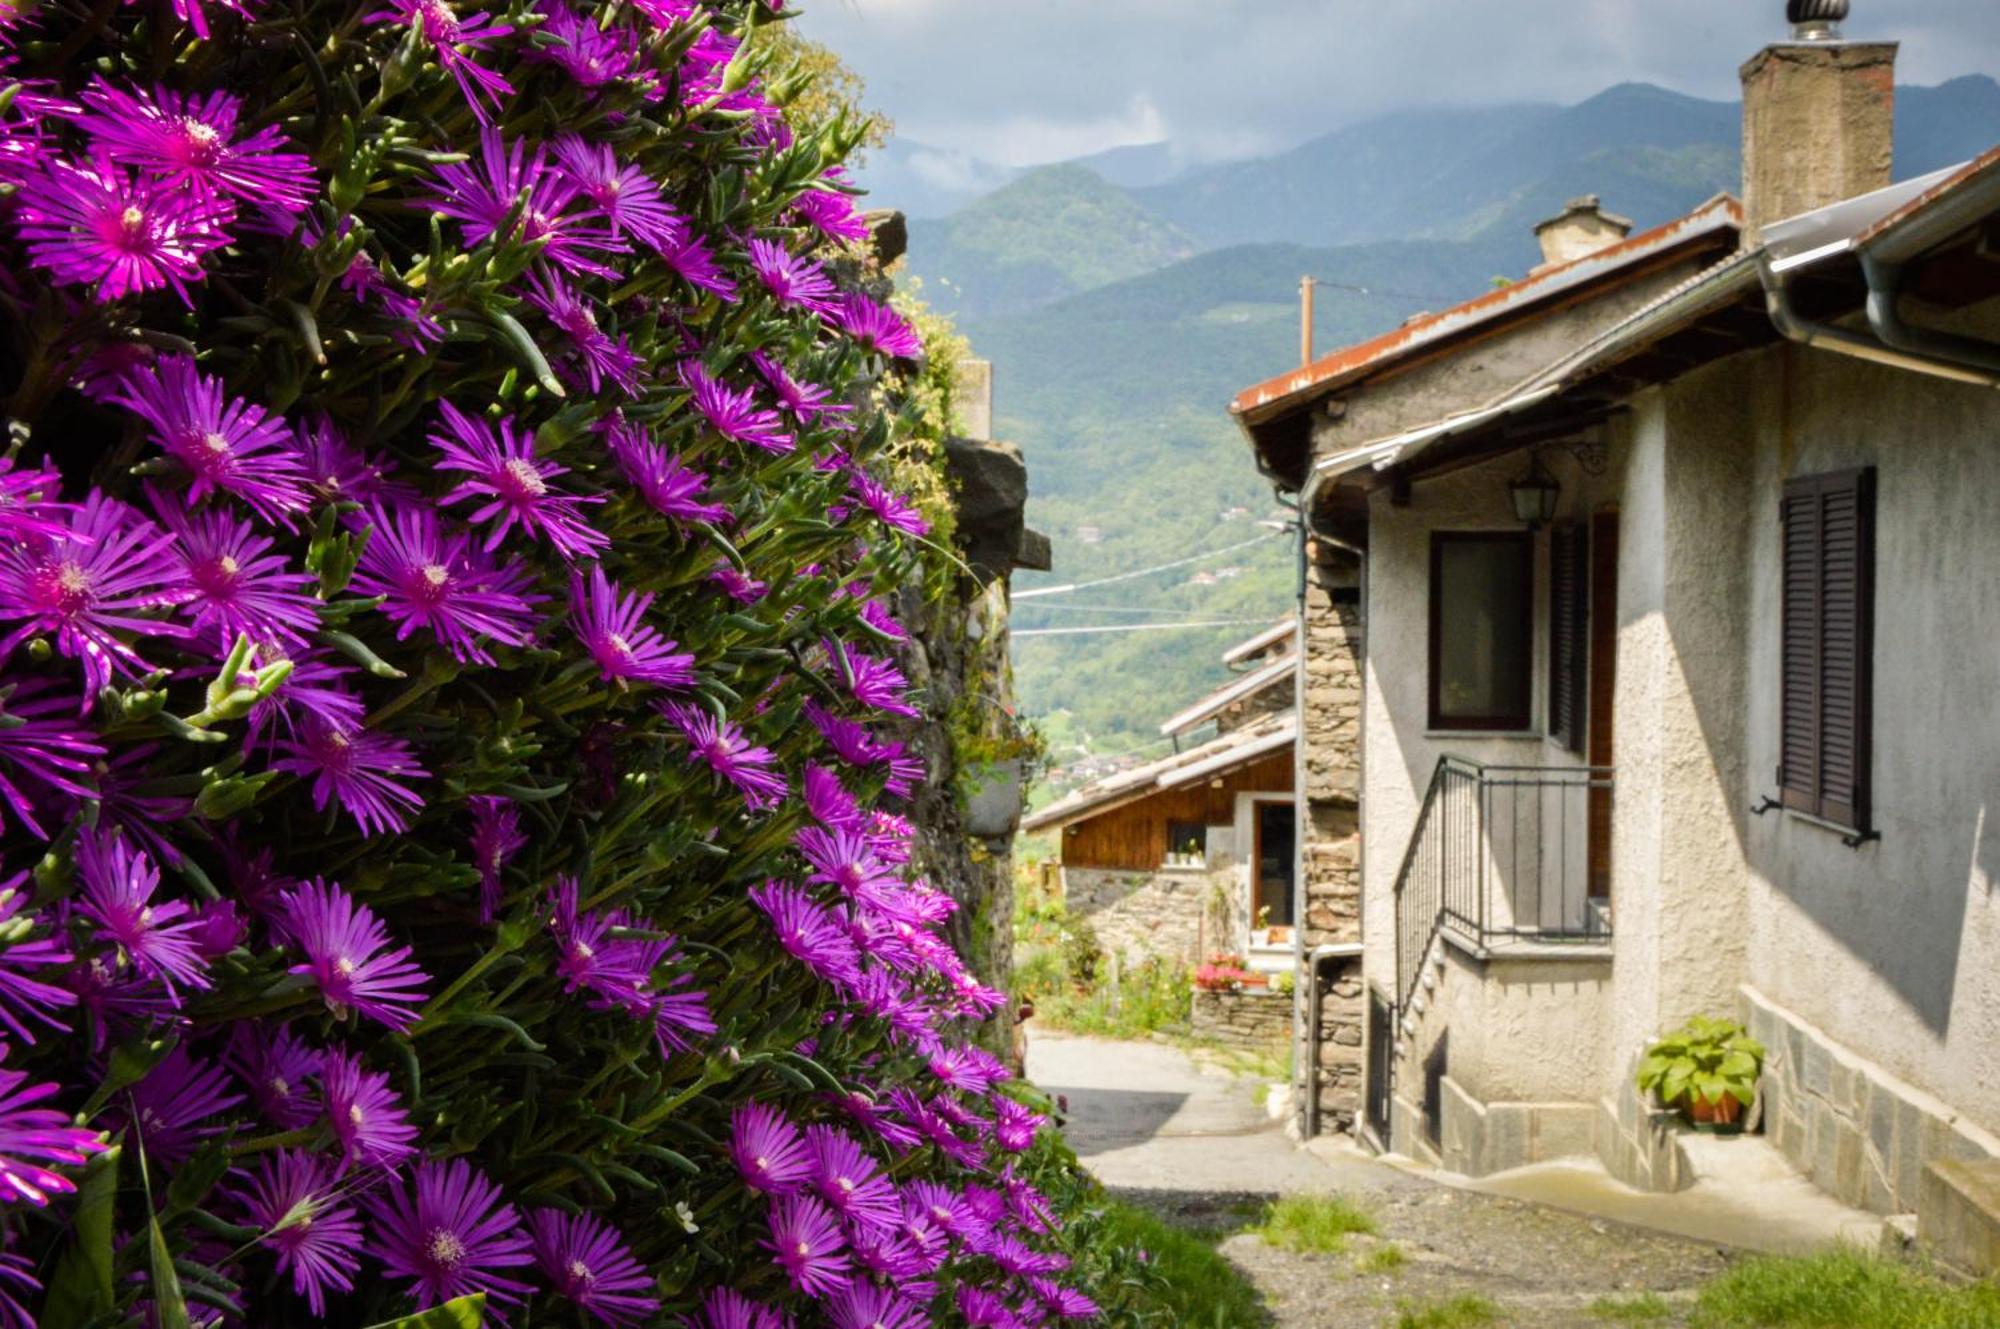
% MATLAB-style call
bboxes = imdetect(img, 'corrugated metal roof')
[1021,715,1295,834]
[1229,195,1743,426]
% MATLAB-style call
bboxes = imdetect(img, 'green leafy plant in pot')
[1636,1015,1767,1132]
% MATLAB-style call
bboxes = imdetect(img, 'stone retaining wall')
[1063,866,1215,966]
[1192,987,1292,1052]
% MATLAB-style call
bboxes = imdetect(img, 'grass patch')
[1094,1199,1266,1326]
[1690,1248,2000,1329]
[1251,1193,1379,1254]
[1396,1293,1502,1329]
[1358,1242,1408,1274]
[1591,1293,1673,1322]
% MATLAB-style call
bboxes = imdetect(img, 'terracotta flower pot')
[1686,1092,1746,1134]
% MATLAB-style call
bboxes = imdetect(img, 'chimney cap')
[1787,0,1848,40]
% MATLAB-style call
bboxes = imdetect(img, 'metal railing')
[1393,756,1614,1015]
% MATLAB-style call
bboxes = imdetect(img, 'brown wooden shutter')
[1548,522,1589,754]
[1779,469,1875,829]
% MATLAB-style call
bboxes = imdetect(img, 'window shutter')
[1779,469,1875,830]
[1548,523,1589,754]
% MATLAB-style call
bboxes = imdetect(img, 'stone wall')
[1745,985,2000,1221]
[1192,987,1293,1053]
[1294,544,1365,1136]
[1063,866,1219,967]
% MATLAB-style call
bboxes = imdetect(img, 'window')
[1164,821,1207,868]
[1429,532,1534,730]
[1254,802,1295,929]
[1779,469,1876,832]
[1548,522,1590,754]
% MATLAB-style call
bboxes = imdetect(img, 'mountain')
[850,139,1021,220]
[904,165,1199,320]
[1064,141,1185,189]
[902,77,2000,751]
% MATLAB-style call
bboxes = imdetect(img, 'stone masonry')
[1192,987,1293,1054]
[1063,866,1222,968]
[1294,543,1365,1135]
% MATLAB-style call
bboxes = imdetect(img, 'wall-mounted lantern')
[1509,451,1561,529]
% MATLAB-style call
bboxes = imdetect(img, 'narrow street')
[1029,1033,1735,1328]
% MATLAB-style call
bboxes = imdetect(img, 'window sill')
[1424,730,1543,742]
[1158,863,1210,875]
[1783,808,1880,848]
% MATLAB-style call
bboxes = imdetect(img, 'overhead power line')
[1015,602,1265,618]
[1014,619,1269,639]
[1013,531,1283,601]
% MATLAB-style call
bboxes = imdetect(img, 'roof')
[1159,653,1295,737]
[1221,618,1297,666]
[1229,194,1743,429]
[1021,714,1296,835]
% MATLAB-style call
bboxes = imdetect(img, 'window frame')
[1428,530,1537,733]
[1547,521,1590,755]
[1163,820,1208,869]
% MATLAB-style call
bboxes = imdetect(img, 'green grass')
[1250,1193,1379,1254]
[1591,1293,1673,1322]
[1358,1242,1408,1275]
[1690,1249,2000,1329]
[1095,1199,1267,1327]
[1396,1293,1502,1329]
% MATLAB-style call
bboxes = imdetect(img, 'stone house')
[1023,626,1304,1049]
[1231,7,2000,1271]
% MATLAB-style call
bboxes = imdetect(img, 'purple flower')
[859,599,907,641]
[279,878,429,1030]
[12,151,229,303]
[0,454,69,544]
[601,417,729,525]
[546,878,714,1058]
[320,1047,419,1173]
[242,646,366,753]
[114,355,310,525]
[296,416,401,506]
[752,882,859,988]
[77,81,315,214]
[238,1149,364,1316]
[1028,1278,1102,1322]
[764,1193,850,1297]
[120,1047,244,1167]
[426,129,624,279]
[526,1209,660,1327]
[350,503,545,665]
[0,493,189,703]
[375,1157,534,1310]
[76,830,211,999]
[748,238,836,312]
[829,1284,929,1329]
[956,1287,1016,1328]
[0,1247,37,1329]
[752,351,849,423]
[160,0,258,38]
[153,496,321,649]
[991,1096,1043,1154]
[659,701,787,811]
[684,363,792,454]
[368,0,515,122]
[807,1124,899,1230]
[336,253,444,350]
[0,682,102,839]
[522,268,643,396]
[662,231,739,300]
[803,764,863,831]
[729,1101,809,1195]
[804,699,886,768]
[527,2,640,90]
[432,400,609,560]
[835,292,923,360]
[572,565,694,690]
[795,175,872,244]
[686,1288,787,1329]
[848,471,931,537]
[709,566,767,604]
[825,638,920,718]
[273,721,428,838]
[0,877,73,1045]
[0,1055,108,1206]
[469,795,526,924]
[225,1022,321,1130]
[551,135,684,254]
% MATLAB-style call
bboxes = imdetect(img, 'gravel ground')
[1028,1033,1732,1328]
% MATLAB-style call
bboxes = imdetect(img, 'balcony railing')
[1393,756,1613,1014]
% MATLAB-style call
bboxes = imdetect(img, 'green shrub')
[1251,1193,1380,1254]
[1396,1293,1503,1329]
[1691,1249,2000,1329]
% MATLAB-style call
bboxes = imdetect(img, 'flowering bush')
[0,1,1097,1325]
[1191,956,1254,993]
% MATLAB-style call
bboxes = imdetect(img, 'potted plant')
[1636,1015,1767,1133]
[1193,954,1253,993]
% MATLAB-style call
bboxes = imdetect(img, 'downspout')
[1758,254,2000,389]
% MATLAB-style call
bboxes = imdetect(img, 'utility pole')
[1300,276,1317,367]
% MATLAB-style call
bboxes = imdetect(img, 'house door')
[1587,510,1619,899]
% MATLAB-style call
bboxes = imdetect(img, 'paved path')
[1028,1033,1735,1328]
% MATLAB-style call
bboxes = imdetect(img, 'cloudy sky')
[795,0,2000,166]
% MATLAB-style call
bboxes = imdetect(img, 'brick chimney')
[1740,1,1897,243]
[1532,195,1635,271]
